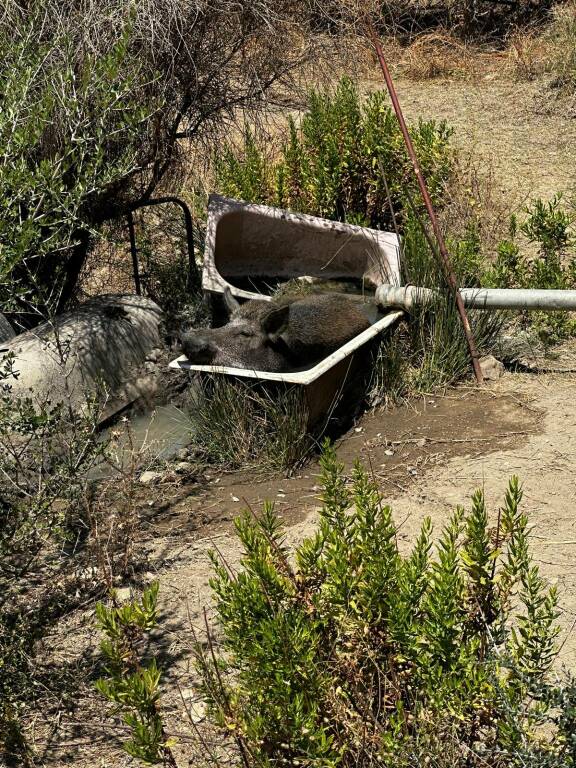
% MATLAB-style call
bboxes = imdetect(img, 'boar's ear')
[223,287,240,315]
[260,304,289,337]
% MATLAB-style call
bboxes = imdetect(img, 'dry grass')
[398,31,504,80]
[507,29,554,81]
[440,151,518,258]
[507,1,576,90]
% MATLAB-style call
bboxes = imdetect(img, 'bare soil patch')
[376,77,576,203]
[147,387,541,543]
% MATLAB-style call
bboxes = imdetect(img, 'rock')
[143,571,157,583]
[78,566,99,582]
[496,330,541,362]
[180,693,206,723]
[0,313,15,343]
[139,470,163,485]
[175,448,190,461]
[174,461,194,475]
[480,355,505,381]
[146,347,162,363]
[115,586,132,602]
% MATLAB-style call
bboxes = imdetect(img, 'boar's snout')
[181,331,216,364]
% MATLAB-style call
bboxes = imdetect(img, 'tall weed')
[188,377,314,473]
[371,216,503,402]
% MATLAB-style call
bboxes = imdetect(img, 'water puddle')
[119,403,194,461]
[92,403,196,479]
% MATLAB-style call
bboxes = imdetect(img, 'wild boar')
[180,289,381,372]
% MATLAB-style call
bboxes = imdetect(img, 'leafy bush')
[125,203,209,332]
[95,583,177,766]
[195,442,573,768]
[486,195,576,344]
[1,0,323,323]
[215,77,453,230]
[0,6,151,320]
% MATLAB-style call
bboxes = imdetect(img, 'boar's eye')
[239,329,253,338]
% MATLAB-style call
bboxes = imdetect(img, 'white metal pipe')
[460,288,576,310]
[376,285,576,312]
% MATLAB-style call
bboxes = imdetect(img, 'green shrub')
[486,195,576,345]
[215,77,453,230]
[95,583,177,766]
[127,204,208,331]
[195,442,572,768]
[1,0,324,322]
[0,5,153,318]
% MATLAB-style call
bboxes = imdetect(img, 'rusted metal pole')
[366,22,484,384]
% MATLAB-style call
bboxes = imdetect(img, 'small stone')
[384,449,394,456]
[139,470,163,485]
[115,586,132,602]
[78,566,98,582]
[480,355,505,381]
[175,448,189,461]
[175,461,194,474]
[144,571,156,583]
[146,347,162,363]
[184,699,207,724]
[231,495,240,502]
[416,438,426,448]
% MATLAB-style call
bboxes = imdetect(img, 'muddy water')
[92,403,196,479]
[120,403,195,460]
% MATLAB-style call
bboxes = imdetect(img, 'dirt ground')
[31,345,576,767]
[21,64,576,767]
[383,77,576,204]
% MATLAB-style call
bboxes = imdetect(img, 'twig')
[380,430,530,447]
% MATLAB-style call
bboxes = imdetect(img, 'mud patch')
[146,387,542,543]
